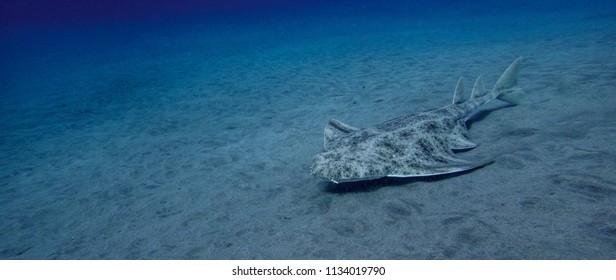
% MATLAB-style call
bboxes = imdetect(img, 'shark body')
[311,57,523,184]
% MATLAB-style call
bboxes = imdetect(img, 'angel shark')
[311,57,523,184]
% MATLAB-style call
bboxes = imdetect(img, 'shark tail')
[493,57,523,104]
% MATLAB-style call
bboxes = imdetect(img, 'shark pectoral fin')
[324,119,359,150]
[386,162,478,178]
[424,158,493,176]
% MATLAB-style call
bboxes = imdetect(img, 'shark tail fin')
[493,57,523,105]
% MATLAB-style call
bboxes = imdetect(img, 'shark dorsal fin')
[471,75,485,98]
[452,77,464,104]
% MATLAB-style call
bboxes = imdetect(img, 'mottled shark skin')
[311,57,523,184]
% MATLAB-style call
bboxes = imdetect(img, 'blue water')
[1,1,616,259]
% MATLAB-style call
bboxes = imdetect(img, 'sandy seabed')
[1,11,615,259]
